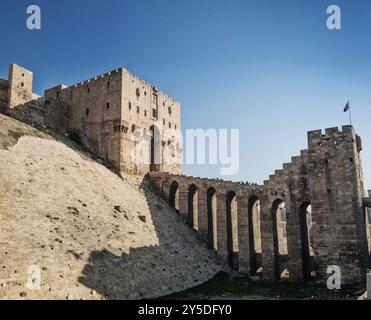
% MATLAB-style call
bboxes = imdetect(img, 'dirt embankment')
[0,114,222,300]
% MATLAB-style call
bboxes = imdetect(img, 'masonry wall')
[45,70,123,170]
[0,79,8,113]
[262,127,369,284]
[8,97,70,135]
[120,69,181,175]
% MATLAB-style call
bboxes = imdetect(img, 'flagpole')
[349,102,352,126]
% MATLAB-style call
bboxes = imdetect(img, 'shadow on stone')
[78,177,221,300]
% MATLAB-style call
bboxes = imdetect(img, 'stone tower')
[306,126,369,285]
[44,67,182,176]
[8,64,34,108]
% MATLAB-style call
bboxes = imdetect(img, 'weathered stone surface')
[0,78,9,113]
[8,64,35,108]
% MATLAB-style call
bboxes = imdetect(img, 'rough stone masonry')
[148,127,371,286]
[1,63,370,287]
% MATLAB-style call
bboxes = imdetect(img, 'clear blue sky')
[1,0,370,190]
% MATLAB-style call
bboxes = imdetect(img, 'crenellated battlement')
[51,66,179,104]
[307,125,356,147]
[123,68,179,104]
[68,68,123,88]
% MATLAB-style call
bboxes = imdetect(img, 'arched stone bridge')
[148,126,371,286]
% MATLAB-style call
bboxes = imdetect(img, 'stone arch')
[299,201,315,282]
[169,180,180,213]
[248,195,262,275]
[271,199,289,280]
[226,191,239,269]
[188,184,198,230]
[207,187,217,250]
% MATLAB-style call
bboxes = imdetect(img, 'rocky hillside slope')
[0,114,222,300]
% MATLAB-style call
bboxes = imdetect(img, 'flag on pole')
[343,100,352,125]
[344,100,350,112]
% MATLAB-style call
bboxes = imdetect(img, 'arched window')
[207,188,217,250]
[226,191,239,270]
[188,184,198,230]
[169,181,180,212]
[299,202,315,282]
[248,196,262,275]
[271,200,289,280]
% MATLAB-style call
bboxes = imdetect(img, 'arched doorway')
[188,184,198,230]
[299,202,315,282]
[207,187,217,250]
[226,191,239,270]
[272,199,289,280]
[248,196,262,275]
[169,181,179,213]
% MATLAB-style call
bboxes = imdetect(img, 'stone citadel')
[0,64,181,175]
[1,63,370,286]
